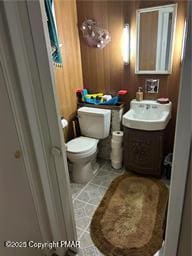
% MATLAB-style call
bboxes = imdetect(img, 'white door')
[0,2,76,256]
[0,63,44,256]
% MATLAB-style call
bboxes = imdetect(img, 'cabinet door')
[136,4,177,74]
[124,128,164,177]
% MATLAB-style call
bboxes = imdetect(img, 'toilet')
[66,107,111,183]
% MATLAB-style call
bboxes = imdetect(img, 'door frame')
[164,2,191,255]
[1,1,77,256]
[1,1,191,256]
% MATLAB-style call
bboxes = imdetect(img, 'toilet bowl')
[67,136,99,183]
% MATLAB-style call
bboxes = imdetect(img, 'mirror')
[135,4,177,74]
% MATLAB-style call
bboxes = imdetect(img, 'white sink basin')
[123,99,172,131]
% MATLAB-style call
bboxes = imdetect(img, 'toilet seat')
[67,136,99,155]
[67,146,97,161]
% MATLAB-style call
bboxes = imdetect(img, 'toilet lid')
[67,136,98,154]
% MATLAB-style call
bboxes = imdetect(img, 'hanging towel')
[44,0,62,67]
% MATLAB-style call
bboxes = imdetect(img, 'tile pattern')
[71,160,125,256]
[70,160,169,256]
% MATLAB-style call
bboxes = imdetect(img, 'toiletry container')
[136,87,143,101]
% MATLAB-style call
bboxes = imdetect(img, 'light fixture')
[105,34,109,40]
[81,19,111,49]
[181,20,187,62]
[121,24,130,65]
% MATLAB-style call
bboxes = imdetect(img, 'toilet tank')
[78,107,111,139]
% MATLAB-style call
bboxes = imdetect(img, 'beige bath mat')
[90,174,168,256]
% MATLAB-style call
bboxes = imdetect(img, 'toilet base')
[72,161,94,183]
[68,150,98,184]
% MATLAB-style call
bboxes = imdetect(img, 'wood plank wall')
[77,0,187,151]
[54,0,83,140]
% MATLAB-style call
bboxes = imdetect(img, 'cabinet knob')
[14,150,21,159]
[51,147,61,156]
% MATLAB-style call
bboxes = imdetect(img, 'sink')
[123,99,172,131]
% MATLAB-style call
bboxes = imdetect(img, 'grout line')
[72,164,105,202]
[73,163,125,256]
[72,162,124,243]
[83,221,91,234]
[90,183,108,191]
[73,172,124,207]
[72,169,124,208]
[88,182,101,188]
[72,167,110,241]
[72,177,96,202]
[78,230,85,240]
[77,220,91,240]
[74,198,98,207]
[76,227,84,240]
[72,187,85,203]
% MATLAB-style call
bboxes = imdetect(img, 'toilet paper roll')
[111,160,122,170]
[112,131,124,142]
[111,139,122,148]
[61,117,68,128]
[111,154,123,162]
[111,146,123,162]
[111,147,123,157]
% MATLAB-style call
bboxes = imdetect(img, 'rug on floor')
[90,174,168,256]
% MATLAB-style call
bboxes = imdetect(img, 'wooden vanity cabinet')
[123,127,165,177]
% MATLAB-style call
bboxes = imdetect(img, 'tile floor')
[70,160,125,255]
[70,160,169,256]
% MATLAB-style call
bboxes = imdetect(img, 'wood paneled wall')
[77,0,187,151]
[54,0,83,140]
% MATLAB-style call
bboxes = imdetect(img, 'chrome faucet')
[146,104,150,110]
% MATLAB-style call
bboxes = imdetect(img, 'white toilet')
[67,107,111,183]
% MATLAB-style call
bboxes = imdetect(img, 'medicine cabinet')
[135,4,177,74]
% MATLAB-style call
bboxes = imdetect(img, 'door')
[0,2,76,256]
[0,63,44,256]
